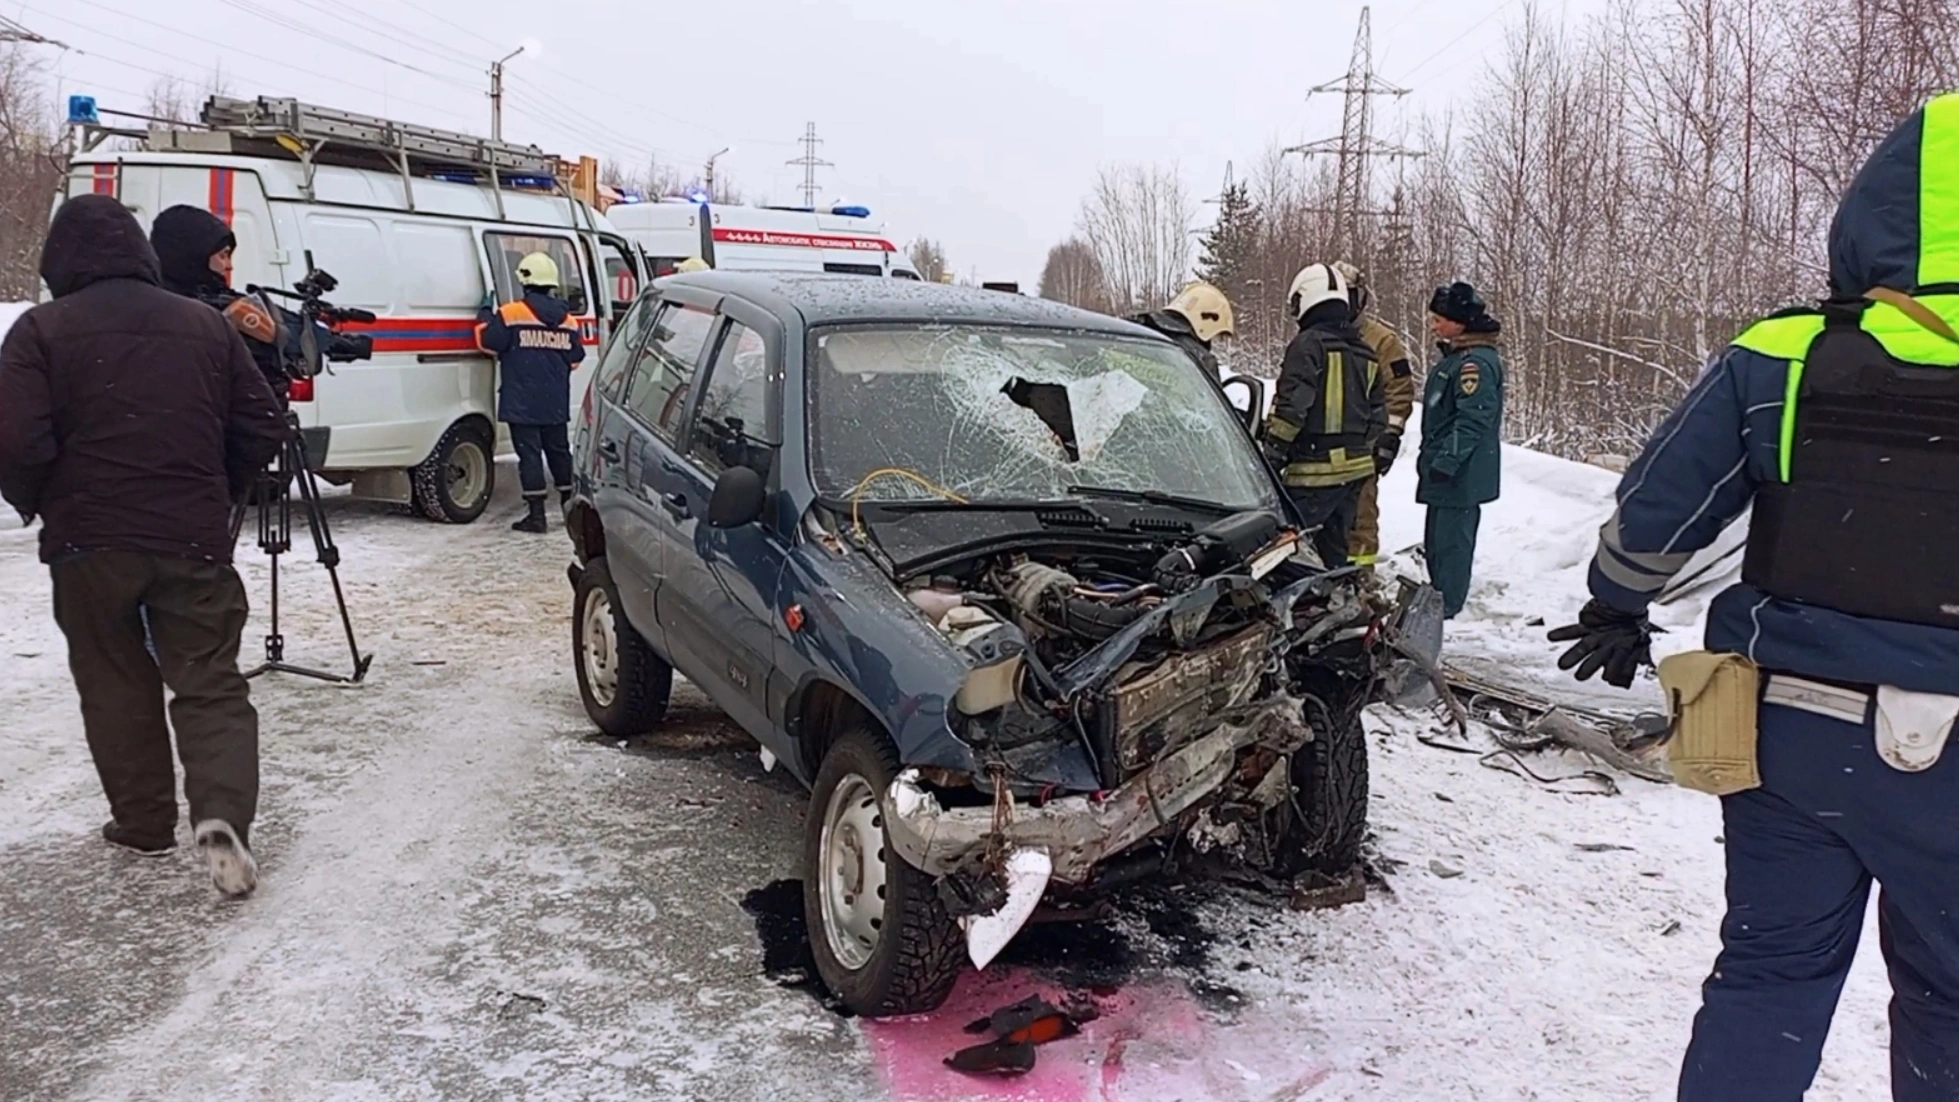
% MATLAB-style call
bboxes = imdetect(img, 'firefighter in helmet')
[1130,281,1235,378]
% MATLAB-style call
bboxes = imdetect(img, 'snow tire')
[1288,696,1370,878]
[804,725,963,1018]
[572,557,672,736]
[412,421,494,524]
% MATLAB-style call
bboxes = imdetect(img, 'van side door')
[653,301,787,744]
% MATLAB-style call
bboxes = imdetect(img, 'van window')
[302,213,392,310]
[394,223,485,310]
[823,262,884,277]
[599,239,639,311]
[485,232,590,313]
[622,303,715,442]
[691,321,776,479]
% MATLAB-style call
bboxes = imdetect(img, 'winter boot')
[194,820,257,898]
[512,495,549,534]
[102,820,175,857]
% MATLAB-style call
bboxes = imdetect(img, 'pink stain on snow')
[861,968,1333,1102]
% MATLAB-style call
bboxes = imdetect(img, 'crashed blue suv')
[565,273,1415,1018]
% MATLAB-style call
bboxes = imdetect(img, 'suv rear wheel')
[572,557,673,735]
[412,421,494,524]
[803,725,962,1017]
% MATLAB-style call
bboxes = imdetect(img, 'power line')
[22,0,477,127]
[1394,0,1519,82]
[283,0,484,71]
[207,0,478,90]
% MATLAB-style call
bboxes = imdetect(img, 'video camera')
[247,250,376,379]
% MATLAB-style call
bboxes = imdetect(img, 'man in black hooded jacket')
[150,205,295,403]
[0,194,284,897]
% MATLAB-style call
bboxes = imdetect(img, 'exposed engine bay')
[880,508,1400,904]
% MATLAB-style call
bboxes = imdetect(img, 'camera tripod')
[229,416,373,684]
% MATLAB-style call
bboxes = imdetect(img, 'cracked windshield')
[808,326,1275,509]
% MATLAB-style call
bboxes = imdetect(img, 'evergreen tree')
[1195,182,1259,303]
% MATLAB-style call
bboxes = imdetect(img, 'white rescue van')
[604,199,921,279]
[59,95,648,523]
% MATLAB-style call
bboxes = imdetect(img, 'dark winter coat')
[0,195,287,564]
[477,291,585,425]
[1129,309,1219,378]
[1585,91,1959,693]
[151,205,293,401]
[1416,333,1504,507]
[1263,303,1384,488]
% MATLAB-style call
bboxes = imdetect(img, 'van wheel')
[572,557,672,736]
[413,422,494,523]
[804,725,963,1017]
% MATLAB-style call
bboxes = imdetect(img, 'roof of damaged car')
[660,271,1158,336]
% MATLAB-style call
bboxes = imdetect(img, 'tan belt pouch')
[1658,651,1762,796]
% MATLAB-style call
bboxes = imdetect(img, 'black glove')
[1260,437,1289,471]
[1546,598,1659,689]
[1374,431,1402,476]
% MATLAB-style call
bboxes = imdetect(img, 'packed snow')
[0,333,1896,1100]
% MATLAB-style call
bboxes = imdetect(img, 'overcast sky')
[14,0,1600,289]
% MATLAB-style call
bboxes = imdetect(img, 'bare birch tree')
[1076,163,1195,315]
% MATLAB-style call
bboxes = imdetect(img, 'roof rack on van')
[192,96,568,220]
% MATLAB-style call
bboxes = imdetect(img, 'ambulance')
[603,198,921,279]
[58,94,649,524]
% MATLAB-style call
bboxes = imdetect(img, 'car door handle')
[661,493,690,519]
[660,457,684,474]
[597,438,621,462]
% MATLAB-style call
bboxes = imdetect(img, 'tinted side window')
[691,321,777,479]
[594,298,658,402]
[623,303,715,442]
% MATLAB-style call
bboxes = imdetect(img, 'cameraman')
[151,205,296,402]
[0,195,284,897]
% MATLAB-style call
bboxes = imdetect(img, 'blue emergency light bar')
[831,205,871,218]
[67,95,98,125]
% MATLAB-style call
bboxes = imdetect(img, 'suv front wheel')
[803,725,963,1017]
[572,557,673,735]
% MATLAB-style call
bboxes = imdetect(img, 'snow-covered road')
[1,438,1894,1100]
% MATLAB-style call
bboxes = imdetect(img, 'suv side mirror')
[1219,375,1263,432]
[707,465,766,528]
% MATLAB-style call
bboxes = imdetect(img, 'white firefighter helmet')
[1332,260,1370,313]
[1288,263,1349,321]
[1165,281,1235,343]
[516,251,561,289]
[674,256,710,273]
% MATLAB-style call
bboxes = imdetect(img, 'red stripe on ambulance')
[711,227,895,253]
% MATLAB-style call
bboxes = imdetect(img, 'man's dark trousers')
[509,422,573,499]
[1288,483,1365,569]
[1425,504,1481,618]
[50,551,259,845]
[1678,701,1959,1101]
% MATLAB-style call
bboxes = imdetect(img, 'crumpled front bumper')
[885,693,1309,885]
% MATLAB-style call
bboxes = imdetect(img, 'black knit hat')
[150,205,237,295]
[1428,280,1499,332]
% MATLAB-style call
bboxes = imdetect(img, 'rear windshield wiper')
[1065,484,1239,515]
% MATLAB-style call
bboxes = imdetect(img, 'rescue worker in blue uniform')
[1549,93,1959,1100]
[1417,282,1504,618]
[477,253,584,534]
